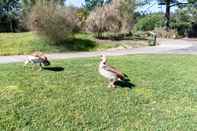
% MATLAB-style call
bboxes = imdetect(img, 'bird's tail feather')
[123,74,130,82]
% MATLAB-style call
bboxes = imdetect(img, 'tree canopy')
[0,0,20,16]
[84,0,112,10]
[21,0,65,14]
[137,0,196,30]
[0,0,20,32]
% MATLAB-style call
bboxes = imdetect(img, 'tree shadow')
[43,67,64,72]
[57,38,96,51]
[95,32,147,41]
[114,76,135,89]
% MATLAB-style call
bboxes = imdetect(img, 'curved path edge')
[0,38,197,64]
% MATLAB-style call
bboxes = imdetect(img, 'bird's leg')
[108,80,113,88]
[111,80,116,88]
[108,80,116,88]
[24,60,30,67]
[108,82,112,88]
[39,67,42,71]
[32,63,36,70]
[39,62,43,71]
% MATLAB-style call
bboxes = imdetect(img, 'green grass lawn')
[0,55,197,130]
[0,32,111,56]
[0,32,148,56]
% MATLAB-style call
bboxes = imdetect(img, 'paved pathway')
[0,38,197,64]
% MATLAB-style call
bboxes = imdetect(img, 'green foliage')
[133,13,165,31]
[84,0,112,11]
[0,55,197,130]
[0,0,20,14]
[84,0,105,11]
[0,0,65,32]
[188,0,196,3]
[21,0,36,14]
[0,0,20,32]
[21,0,64,14]
[136,0,195,30]
[171,3,197,37]
[138,0,192,5]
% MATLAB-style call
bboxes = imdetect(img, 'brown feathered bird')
[99,55,126,88]
[24,52,50,70]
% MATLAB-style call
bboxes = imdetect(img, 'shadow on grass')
[43,67,64,72]
[114,75,135,89]
[98,36,148,41]
[56,38,96,51]
[115,80,135,89]
[95,33,148,41]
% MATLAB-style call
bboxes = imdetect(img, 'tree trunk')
[165,0,170,31]
[97,31,103,39]
[9,19,14,32]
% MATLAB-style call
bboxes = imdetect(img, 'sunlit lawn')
[0,32,111,56]
[0,32,148,56]
[0,55,196,130]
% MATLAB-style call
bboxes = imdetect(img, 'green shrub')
[133,13,165,31]
[171,9,191,36]
[171,3,197,37]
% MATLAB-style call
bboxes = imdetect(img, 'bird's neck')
[100,61,107,67]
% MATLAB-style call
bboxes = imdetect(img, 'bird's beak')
[100,55,107,62]
[100,55,103,60]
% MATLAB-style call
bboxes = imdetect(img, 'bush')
[133,13,165,31]
[154,28,177,38]
[86,4,121,38]
[27,3,79,44]
[75,8,89,31]
[86,0,135,38]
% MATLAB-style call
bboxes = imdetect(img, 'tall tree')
[84,0,112,11]
[137,0,194,31]
[159,0,189,31]
[84,0,104,10]
[172,0,197,37]
[117,0,136,32]
[0,0,20,32]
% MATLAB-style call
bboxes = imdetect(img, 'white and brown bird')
[99,55,126,88]
[24,52,50,70]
